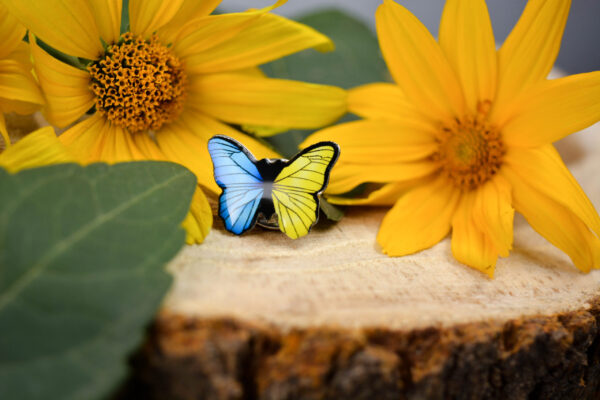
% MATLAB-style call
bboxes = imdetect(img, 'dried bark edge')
[123,297,600,400]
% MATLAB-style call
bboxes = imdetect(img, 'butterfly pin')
[207,135,340,239]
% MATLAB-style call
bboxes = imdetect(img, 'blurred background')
[220,0,600,75]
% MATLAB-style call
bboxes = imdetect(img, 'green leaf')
[319,198,345,222]
[0,161,196,400]
[261,9,388,89]
[260,9,390,158]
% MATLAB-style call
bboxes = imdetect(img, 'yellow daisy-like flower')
[305,0,600,276]
[0,4,44,148]
[2,0,346,243]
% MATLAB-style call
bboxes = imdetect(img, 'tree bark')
[126,301,600,400]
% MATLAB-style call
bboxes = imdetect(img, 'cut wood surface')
[122,128,600,399]
[164,206,600,330]
[163,138,600,331]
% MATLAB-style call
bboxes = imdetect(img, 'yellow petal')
[504,145,600,237]
[171,13,261,59]
[96,122,141,164]
[170,1,287,56]
[0,100,40,117]
[131,131,167,161]
[0,4,26,59]
[0,110,11,149]
[5,41,33,70]
[88,0,122,45]
[0,59,44,113]
[377,175,460,256]
[327,179,425,206]
[495,0,571,113]
[375,0,465,121]
[327,160,438,195]
[347,83,435,125]
[158,0,221,44]
[471,175,514,258]
[233,66,266,78]
[155,119,223,190]
[0,59,44,108]
[59,114,107,163]
[0,112,10,147]
[496,72,600,147]
[303,119,437,165]
[178,0,220,16]
[0,126,74,172]
[182,187,213,244]
[176,110,279,160]
[241,124,287,137]
[438,0,497,113]
[181,12,333,74]
[1,0,103,59]
[451,191,499,278]
[503,167,599,272]
[60,114,159,165]
[155,109,278,193]
[129,0,185,38]
[188,73,345,131]
[30,38,95,128]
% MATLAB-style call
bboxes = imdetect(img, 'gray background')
[220,0,600,75]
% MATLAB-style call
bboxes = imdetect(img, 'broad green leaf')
[262,9,388,89]
[261,9,390,158]
[0,161,196,400]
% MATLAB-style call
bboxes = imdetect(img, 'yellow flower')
[1,0,346,244]
[0,4,44,148]
[304,0,600,276]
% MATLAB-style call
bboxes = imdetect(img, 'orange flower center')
[88,33,187,132]
[433,103,505,191]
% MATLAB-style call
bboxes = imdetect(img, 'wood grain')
[163,150,600,330]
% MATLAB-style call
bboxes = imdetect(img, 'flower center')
[433,104,505,191]
[88,33,187,132]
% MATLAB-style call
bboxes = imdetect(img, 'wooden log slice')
[126,131,600,400]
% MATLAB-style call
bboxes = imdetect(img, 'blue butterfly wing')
[208,136,264,235]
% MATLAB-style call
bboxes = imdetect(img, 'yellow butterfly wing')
[271,143,339,239]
